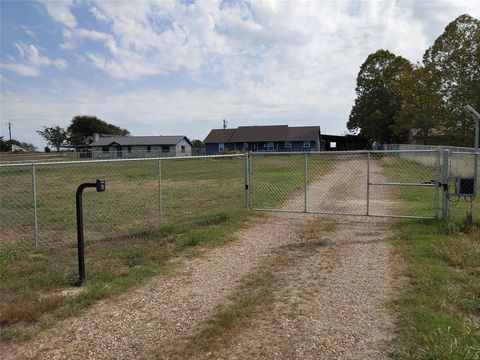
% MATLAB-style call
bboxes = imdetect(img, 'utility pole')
[8,122,12,152]
[223,119,228,129]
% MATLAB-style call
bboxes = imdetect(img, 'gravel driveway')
[2,158,397,359]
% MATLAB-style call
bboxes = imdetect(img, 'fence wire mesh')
[0,155,245,250]
[1,149,479,252]
[249,150,461,220]
[368,151,440,218]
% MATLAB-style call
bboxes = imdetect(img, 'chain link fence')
[1,149,479,251]
[0,155,245,250]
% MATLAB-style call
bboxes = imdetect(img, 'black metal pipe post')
[76,180,105,286]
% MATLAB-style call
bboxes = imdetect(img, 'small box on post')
[96,179,106,192]
[454,177,476,197]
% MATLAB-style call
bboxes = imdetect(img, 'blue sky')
[1,0,479,149]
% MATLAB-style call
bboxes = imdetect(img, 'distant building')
[204,125,322,155]
[88,135,192,158]
[11,144,27,152]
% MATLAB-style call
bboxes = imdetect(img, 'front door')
[114,145,122,157]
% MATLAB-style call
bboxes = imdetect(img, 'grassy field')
[383,156,480,359]
[0,157,246,249]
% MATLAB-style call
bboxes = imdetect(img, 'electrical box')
[96,179,106,192]
[454,177,475,197]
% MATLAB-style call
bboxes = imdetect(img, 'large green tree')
[67,115,130,145]
[393,65,445,145]
[423,14,480,146]
[347,49,412,144]
[37,126,69,151]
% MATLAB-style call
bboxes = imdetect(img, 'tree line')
[37,116,130,151]
[0,137,36,152]
[347,14,479,147]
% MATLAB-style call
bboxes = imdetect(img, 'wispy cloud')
[42,0,77,28]
[1,42,68,77]
[0,63,39,77]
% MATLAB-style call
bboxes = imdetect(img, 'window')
[146,145,152,153]
[127,146,132,153]
[218,143,225,152]
[102,146,109,153]
[264,142,274,151]
[330,142,337,149]
[284,141,292,149]
[181,145,185,153]
[303,141,310,148]
[243,143,249,150]
[162,145,170,153]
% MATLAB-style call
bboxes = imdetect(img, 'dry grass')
[0,294,64,327]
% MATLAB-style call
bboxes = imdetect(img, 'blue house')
[204,125,322,155]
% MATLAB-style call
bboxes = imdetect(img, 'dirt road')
[3,158,397,359]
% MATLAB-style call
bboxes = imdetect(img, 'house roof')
[89,136,191,147]
[203,129,236,143]
[204,125,320,143]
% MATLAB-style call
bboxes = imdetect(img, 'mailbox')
[96,179,106,192]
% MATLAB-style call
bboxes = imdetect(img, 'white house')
[88,135,193,158]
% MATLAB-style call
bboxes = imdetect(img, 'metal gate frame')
[246,149,444,220]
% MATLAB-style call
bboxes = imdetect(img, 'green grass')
[0,157,246,248]
[392,223,480,359]
[383,156,480,359]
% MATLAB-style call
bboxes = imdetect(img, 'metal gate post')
[433,149,441,220]
[244,153,249,210]
[31,163,39,248]
[441,149,450,221]
[248,153,253,210]
[158,159,162,224]
[366,152,370,216]
[304,152,308,213]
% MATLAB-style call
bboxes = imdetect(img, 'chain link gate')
[246,150,444,220]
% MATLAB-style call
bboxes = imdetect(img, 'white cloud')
[42,0,77,28]
[0,63,40,77]
[50,0,438,82]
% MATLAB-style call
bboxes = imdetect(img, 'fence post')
[31,163,39,248]
[304,152,308,213]
[366,152,370,216]
[158,159,162,224]
[244,153,249,210]
[248,153,253,209]
[442,149,450,221]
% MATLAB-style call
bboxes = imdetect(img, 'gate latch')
[438,182,448,191]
